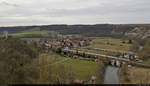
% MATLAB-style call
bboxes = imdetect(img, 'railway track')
[62,49,150,68]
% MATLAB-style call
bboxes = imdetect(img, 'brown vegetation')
[119,65,150,84]
[95,61,105,84]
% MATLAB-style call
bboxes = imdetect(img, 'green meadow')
[39,52,103,81]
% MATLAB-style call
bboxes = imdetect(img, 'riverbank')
[94,61,106,84]
[118,65,150,84]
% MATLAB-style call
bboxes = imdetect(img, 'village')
[2,30,144,68]
[24,32,144,68]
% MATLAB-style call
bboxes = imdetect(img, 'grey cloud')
[0,0,150,26]
[0,1,19,7]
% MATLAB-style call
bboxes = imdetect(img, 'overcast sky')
[0,0,150,26]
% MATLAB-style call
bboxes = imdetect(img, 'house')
[73,43,78,48]
[73,79,84,84]
[66,42,71,46]
[134,55,140,59]
[50,42,58,46]
[124,54,130,59]
[79,41,85,47]
[36,41,41,48]
[95,59,99,62]
[74,40,78,43]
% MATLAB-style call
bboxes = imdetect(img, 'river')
[104,66,120,84]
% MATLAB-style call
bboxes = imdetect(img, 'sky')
[0,0,150,26]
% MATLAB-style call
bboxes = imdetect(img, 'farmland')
[84,37,133,51]
[74,37,133,56]
[0,30,58,38]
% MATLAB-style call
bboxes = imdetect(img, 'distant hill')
[0,24,150,39]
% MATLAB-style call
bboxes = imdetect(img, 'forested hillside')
[0,24,150,39]
[0,38,39,84]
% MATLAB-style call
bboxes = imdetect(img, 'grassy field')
[74,37,132,56]
[84,37,133,51]
[21,38,58,41]
[38,52,104,82]
[56,58,99,80]
[0,30,59,41]
[0,30,58,38]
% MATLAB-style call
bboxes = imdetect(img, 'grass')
[128,67,150,84]
[1,30,58,37]
[73,37,131,56]
[39,52,102,81]
[142,59,150,65]
[84,37,133,51]
[21,38,41,41]
[21,38,58,41]
[40,53,102,80]
[0,30,59,41]
[56,58,99,80]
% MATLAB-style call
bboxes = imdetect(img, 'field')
[38,52,104,83]
[74,37,133,56]
[21,38,41,41]
[10,30,45,37]
[0,30,58,38]
[56,58,99,80]
[0,30,59,41]
[84,37,133,51]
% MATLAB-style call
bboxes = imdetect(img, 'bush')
[140,40,150,59]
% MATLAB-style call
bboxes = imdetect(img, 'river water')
[104,66,120,84]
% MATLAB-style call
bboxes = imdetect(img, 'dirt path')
[49,58,70,66]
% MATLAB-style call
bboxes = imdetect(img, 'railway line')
[61,49,150,68]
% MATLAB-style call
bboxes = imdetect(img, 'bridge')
[61,49,150,68]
